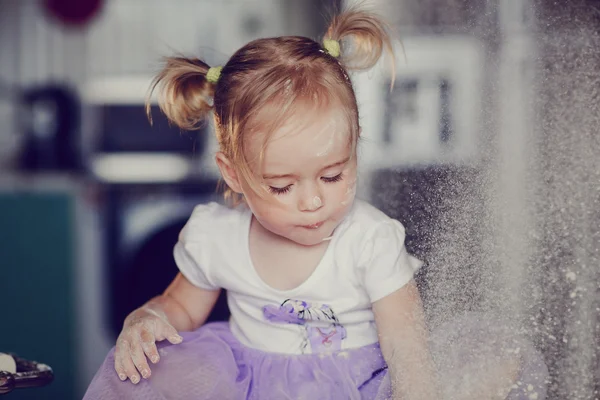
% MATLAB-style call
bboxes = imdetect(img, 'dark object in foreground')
[0,354,53,395]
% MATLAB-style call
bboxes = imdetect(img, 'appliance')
[354,35,484,171]
[83,76,220,184]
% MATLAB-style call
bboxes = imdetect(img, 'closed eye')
[268,173,343,195]
[321,173,343,183]
[268,185,292,195]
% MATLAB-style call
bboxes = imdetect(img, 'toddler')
[84,6,548,400]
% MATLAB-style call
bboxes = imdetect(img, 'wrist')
[124,297,166,325]
[142,296,170,320]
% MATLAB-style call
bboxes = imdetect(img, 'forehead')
[250,104,352,173]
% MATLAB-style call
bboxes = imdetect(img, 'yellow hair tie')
[323,39,340,58]
[206,66,223,83]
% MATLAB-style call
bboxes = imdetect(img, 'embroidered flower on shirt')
[263,299,347,353]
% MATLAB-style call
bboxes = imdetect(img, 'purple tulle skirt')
[84,313,548,400]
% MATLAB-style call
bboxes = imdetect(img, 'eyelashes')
[321,173,344,183]
[268,185,292,195]
[268,173,344,195]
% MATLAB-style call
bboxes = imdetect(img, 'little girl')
[84,7,548,400]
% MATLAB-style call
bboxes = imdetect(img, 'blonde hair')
[147,6,395,205]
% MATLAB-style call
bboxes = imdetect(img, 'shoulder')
[341,199,405,239]
[179,202,249,243]
[338,201,422,301]
[174,202,249,289]
[334,199,410,264]
[347,199,393,224]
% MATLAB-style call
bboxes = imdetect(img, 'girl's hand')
[113,307,183,384]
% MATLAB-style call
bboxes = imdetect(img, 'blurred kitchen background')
[0,0,598,399]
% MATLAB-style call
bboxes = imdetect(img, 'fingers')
[116,337,141,384]
[128,335,152,380]
[166,332,183,344]
[113,312,183,385]
[140,329,160,364]
[156,320,183,345]
[113,358,127,382]
[122,351,140,384]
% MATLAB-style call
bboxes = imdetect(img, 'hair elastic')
[322,39,340,58]
[207,66,223,83]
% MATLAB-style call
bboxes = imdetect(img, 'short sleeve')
[173,239,217,290]
[360,220,423,303]
[172,204,221,291]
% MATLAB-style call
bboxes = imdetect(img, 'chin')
[290,229,334,247]
[296,237,324,246]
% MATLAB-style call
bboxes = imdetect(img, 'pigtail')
[146,57,216,130]
[324,6,396,78]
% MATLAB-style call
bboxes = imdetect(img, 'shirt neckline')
[241,208,345,295]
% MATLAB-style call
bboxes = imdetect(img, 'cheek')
[322,175,356,211]
[243,192,268,219]
[246,193,292,226]
[341,177,357,205]
[332,165,357,205]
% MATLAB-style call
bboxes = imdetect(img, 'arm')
[372,280,439,400]
[116,273,220,383]
[143,272,221,332]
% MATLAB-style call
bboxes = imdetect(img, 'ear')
[215,152,243,194]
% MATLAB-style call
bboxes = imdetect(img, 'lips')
[301,221,324,229]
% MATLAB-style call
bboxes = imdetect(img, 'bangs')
[236,80,357,200]
[251,89,345,141]
[248,74,357,149]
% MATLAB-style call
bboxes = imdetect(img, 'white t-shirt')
[174,199,422,355]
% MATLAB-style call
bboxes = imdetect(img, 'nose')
[299,186,324,212]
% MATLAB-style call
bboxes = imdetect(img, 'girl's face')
[242,104,357,247]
